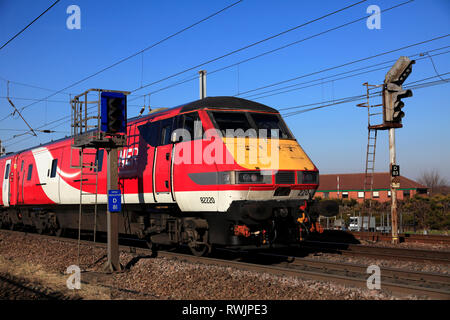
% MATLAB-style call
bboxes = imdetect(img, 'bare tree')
[418,169,449,195]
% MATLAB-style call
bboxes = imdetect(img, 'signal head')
[101,92,127,134]
[385,56,416,85]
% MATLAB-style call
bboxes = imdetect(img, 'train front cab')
[170,106,321,248]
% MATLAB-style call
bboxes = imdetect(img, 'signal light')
[101,92,127,134]
[107,98,124,133]
[383,57,415,126]
[384,56,415,85]
[383,83,413,124]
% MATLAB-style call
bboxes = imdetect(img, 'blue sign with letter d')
[108,190,122,212]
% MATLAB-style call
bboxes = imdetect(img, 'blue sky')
[0,0,449,181]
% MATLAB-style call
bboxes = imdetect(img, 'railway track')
[1,229,449,299]
[348,231,450,245]
[302,240,450,264]
[273,255,450,292]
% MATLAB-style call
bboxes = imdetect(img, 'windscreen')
[211,112,252,135]
[210,111,293,139]
[249,113,292,139]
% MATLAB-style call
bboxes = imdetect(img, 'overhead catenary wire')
[4,73,450,150]
[283,72,450,113]
[130,0,429,103]
[3,41,448,135]
[1,95,158,143]
[2,0,369,112]
[3,46,449,143]
[0,128,67,133]
[0,76,73,95]
[236,33,449,97]
[0,95,143,107]
[245,47,450,101]
[73,0,243,92]
[129,33,448,105]
[130,0,371,95]
[423,52,450,82]
[0,1,243,123]
[1,0,413,120]
[2,1,447,147]
[0,0,61,51]
[281,73,450,118]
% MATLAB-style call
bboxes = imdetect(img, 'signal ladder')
[70,147,100,265]
[119,126,138,238]
[357,82,383,231]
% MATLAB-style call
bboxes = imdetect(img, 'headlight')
[236,171,271,184]
[221,171,232,184]
[298,171,319,184]
[188,171,271,185]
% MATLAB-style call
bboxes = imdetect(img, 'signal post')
[382,56,415,244]
[101,91,128,272]
[105,147,121,272]
[360,56,415,244]
[389,129,399,243]
[71,89,129,272]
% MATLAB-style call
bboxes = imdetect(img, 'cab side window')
[4,164,10,179]
[160,118,173,146]
[138,120,160,147]
[181,112,203,141]
[95,149,104,172]
[50,159,58,178]
[139,114,202,146]
[27,164,33,181]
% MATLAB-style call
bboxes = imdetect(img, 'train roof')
[127,96,278,123]
[178,96,277,113]
[0,96,277,159]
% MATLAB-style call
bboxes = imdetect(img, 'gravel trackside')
[0,230,434,300]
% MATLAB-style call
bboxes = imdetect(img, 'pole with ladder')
[357,82,383,231]
[71,147,100,266]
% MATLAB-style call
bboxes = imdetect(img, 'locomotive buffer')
[71,89,129,272]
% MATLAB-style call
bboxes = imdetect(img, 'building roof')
[317,173,427,191]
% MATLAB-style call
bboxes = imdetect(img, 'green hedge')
[315,195,450,231]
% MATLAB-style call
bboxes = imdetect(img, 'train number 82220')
[200,197,215,204]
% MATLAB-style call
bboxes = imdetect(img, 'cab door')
[8,155,20,206]
[2,159,11,207]
[154,117,174,203]
[17,157,26,204]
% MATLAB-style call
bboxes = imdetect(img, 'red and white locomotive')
[0,96,335,255]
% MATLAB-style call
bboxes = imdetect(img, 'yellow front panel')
[222,137,315,171]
